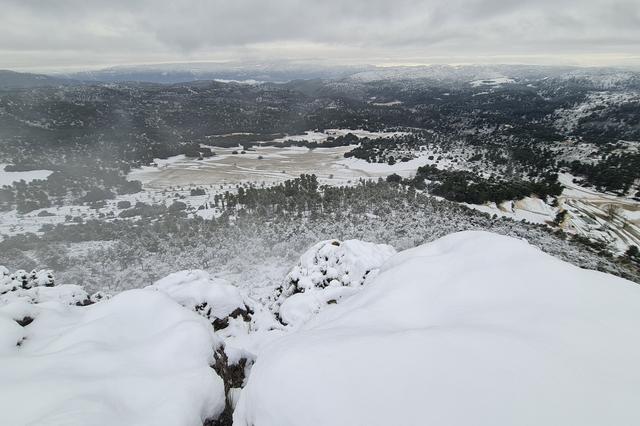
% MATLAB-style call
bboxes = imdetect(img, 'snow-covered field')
[469,76,515,87]
[128,145,359,189]
[2,231,639,425]
[0,164,53,186]
[128,129,413,190]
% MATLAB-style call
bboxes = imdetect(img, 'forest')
[1,74,639,213]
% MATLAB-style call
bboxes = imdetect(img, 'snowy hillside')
[235,231,640,426]
[2,231,639,425]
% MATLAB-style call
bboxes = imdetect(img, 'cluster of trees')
[508,143,558,177]
[261,133,362,149]
[118,201,187,219]
[565,152,640,195]
[212,174,321,214]
[343,134,433,164]
[0,164,142,213]
[0,180,51,214]
[183,143,215,159]
[390,165,564,205]
[573,101,640,144]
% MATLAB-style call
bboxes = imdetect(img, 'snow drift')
[147,269,282,364]
[0,289,226,426]
[235,231,640,426]
[148,269,253,328]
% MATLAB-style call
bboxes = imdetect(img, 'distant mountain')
[0,70,73,89]
[8,63,638,89]
[58,61,374,84]
[344,64,640,89]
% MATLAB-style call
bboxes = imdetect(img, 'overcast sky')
[1,0,639,71]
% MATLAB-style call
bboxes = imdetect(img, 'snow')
[557,173,640,253]
[553,91,640,133]
[148,270,247,320]
[465,196,556,225]
[272,239,396,326]
[235,231,640,426]
[336,154,433,176]
[0,164,53,186]
[270,130,329,143]
[148,269,284,364]
[370,100,403,106]
[0,289,226,426]
[1,284,88,306]
[346,65,513,83]
[0,268,70,301]
[125,129,411,190]
[469,77,515,87]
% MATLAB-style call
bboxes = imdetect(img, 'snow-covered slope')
[235,231,640,426]
[0,289,226,426]
[2,231,638,425]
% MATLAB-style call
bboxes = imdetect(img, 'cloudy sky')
[1,0,639,70]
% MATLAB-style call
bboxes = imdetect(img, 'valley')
[3,2,640,425]
[0,64,638,291]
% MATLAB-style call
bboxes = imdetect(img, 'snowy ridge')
[235,231,640,426]
[346,65,512,83]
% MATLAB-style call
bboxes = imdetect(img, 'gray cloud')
[1,0,639,69]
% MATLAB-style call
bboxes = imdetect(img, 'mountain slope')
[235,231,640,426]
[0,70,72,89]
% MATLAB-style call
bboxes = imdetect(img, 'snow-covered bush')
[1,284,90,307]
[0,266,13,293]
[271,239,396,326]
[147,270,254,330]
[1,267,55,293]
[0,266,89,307]
[31,269,55,287]
[235,231,640,426]
[10,269,29,289]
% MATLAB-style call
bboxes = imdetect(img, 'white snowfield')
[235,231,640,426]
[0,164,53,186]
[0,289,226,426]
